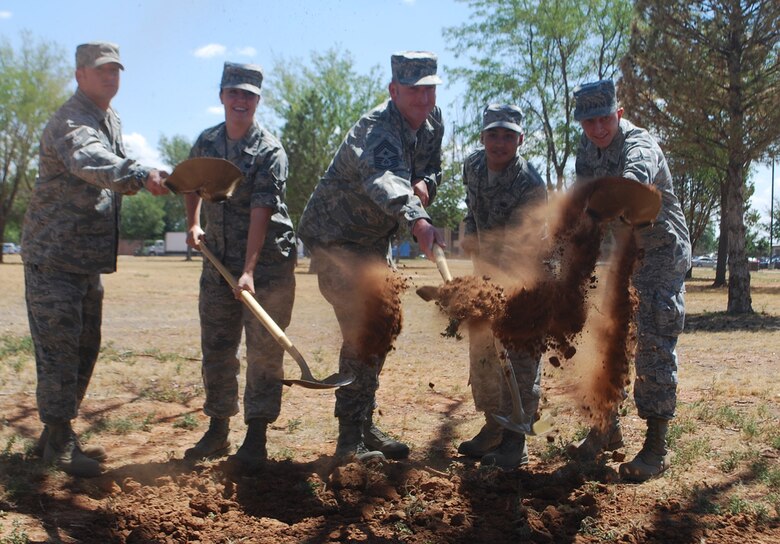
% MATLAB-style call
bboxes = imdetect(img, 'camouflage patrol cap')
[391,51,443,86]
[482,104,524,134]
[220,62,263,95]
[76,42,124,70]
[573,79,617,121]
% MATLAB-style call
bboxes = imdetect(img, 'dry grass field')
[0,254,778,543]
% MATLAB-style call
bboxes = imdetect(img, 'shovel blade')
[530,415,554,436]
[492,413,533,435]
[492,413,555,437]
[416,285,440,302]
[282,372,354,389]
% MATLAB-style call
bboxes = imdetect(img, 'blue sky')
[1,0,777,229]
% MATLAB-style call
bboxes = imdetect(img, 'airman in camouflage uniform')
[459,104,547,470]
[571,79,691,481]
[21,42,169,477]
[183,62,296,471]
[298,51,445,462]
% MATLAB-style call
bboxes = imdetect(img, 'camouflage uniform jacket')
[575,118,691,275]
[189,120,296,270]
[21,89,151,274]
[463,148,547,265]
[298,99,435,255]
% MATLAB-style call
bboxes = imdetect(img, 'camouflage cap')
[573,79,617,121]
[482,104,524,133]
[220,62,263,95]
[76,42,124,70]
[391,51,442,86]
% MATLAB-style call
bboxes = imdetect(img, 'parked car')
[691,255,716,268]
[2,242,19,255]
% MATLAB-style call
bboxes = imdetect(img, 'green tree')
[428,157,466,231]
[0,33,69,263]
[120,191,166,240]
[265,47,386,228]
[445,0,633,191]
[157,134,192,232]
[620,0,780,313]
[667,154,721,256]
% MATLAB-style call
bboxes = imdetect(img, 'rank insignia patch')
[373,140,400,170]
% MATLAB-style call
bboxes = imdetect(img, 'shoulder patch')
[373,140,401,170]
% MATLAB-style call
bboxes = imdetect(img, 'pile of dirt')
[45,457,618,543]
[426,275,505,326]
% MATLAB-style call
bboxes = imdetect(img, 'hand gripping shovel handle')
[198,243,353,389]
[433,245,452,282]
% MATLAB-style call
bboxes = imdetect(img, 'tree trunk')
[724,160,752,314]
[713,183,728,287]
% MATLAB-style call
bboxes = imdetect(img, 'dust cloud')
[315,249,409,360]
[419,178,648,426]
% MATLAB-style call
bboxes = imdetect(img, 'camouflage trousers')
[198,260,295,423]
[632,271,686,421]
[311,247,390,423]
[24,264,103,424]
[468,322,542,421]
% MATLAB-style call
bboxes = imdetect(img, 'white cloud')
[206,106,224,115]
[122,132,169,170]
[0,11,12,19]
[235,46,256,57]
[194,43,227,59]
[401,0,416,5]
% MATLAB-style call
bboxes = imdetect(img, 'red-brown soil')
[0,251,778,543]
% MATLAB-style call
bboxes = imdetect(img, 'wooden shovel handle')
[198,243,294,352]
[198,242,340,386]
[433,245,452,282]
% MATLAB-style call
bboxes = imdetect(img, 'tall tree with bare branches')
[620,0,780,313]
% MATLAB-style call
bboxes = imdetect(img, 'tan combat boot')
[228,418,268,471]
[619,418,671,482]
[184,417,230,460]
[43,421,102,478]
[566,416,624,461]
[480,430,529,471]
[34,425,107,462]
[363,414,409,460]
[335,418,384,464]
[457,415,503,458]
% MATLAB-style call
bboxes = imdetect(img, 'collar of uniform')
[477,149,522,179]
[205,120,263,157]
[601,118,628,165]
[74,88,113,123]
[386,99,429,148]
[236,121,263,156]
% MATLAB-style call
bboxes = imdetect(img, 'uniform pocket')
[652,286,685,336]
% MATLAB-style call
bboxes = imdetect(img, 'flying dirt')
[419,177,658,427]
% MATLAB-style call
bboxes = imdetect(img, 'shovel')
[433,245,453,282]
[169,157,352,389]
[198,243,354,389]
[164,157,243,202]
[415,245,452,301]
[584,176,662,226]
[491,343,554,436]
[434,246,551,436]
